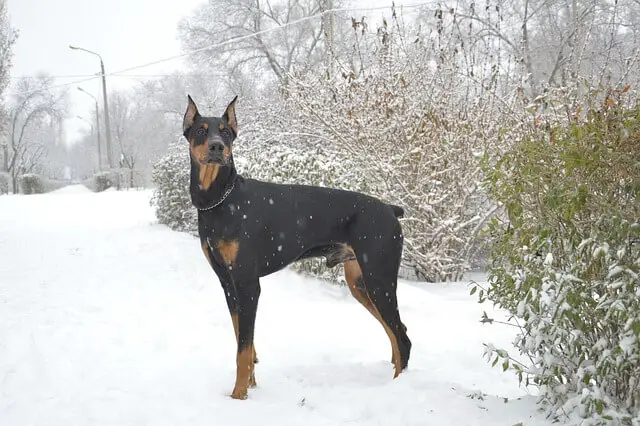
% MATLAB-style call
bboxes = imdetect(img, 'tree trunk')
[11,170,18,193]
[2,145,7,172]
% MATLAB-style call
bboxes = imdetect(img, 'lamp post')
[77,87,102,171]
[77,115,93,132]
[69,45,113,168]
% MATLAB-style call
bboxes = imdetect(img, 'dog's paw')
[248,371,258,388]
[230,387,248,400]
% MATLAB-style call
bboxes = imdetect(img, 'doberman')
[182,95,411,400]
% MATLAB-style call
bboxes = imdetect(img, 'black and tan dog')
[183,95,411,400]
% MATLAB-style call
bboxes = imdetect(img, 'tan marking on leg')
[382,317,402,378]
[248,344,257,388]
[344,255,402,377]
[231,346,253,400]
[230,313,257,388]
[216,240,239,265]
[201,241,213,265]
[344,259,381,322]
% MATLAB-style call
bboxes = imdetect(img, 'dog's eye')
[195,127,207,137]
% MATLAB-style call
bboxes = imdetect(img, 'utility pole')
[323,0,335,80]
[69,45,113,168]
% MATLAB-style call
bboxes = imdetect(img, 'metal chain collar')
[196,180,236,211]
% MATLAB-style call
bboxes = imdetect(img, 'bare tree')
[439,0,640,97]
[66,131,99,181]
[108,87,185,188]
[108,91,138,188]
[6,76,67,193]
[134,71,223,123]
[0,0,18,166]
[178,0,347,87]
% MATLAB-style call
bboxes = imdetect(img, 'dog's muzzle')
[208,140,227,164]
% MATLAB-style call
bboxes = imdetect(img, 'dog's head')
[182,95,238,166]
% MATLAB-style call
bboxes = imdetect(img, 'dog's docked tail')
[389,204,405,218]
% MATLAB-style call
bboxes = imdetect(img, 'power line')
[10,74,99,79]
[10,76,100,98]
[10,1,430,96]
[10,73,236,80]
[106,2,429,77]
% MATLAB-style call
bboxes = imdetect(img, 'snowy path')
[0,186,551,425]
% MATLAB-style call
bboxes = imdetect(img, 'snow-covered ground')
[0,186,552,425]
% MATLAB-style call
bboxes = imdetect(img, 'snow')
[0,186,551,426]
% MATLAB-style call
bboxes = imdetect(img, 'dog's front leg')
[231,278,261,400]
[219,277,258,390]
[202,241,259,392]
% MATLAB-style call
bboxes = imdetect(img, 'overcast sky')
[8,0,205,143]
[8,0,414,144]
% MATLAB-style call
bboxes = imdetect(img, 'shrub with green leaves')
[479,95,640,423]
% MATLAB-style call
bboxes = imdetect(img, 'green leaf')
[595,399,604,415]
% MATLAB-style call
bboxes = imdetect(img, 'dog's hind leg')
[343,258,398,364]
[349,224,411,378]
[361,271,411,377]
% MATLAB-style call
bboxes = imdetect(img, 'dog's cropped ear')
[183,95,200,133]
[223,95,238,135]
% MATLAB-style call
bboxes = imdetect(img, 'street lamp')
[77,115,93,132]
[69,44,113,168]
[77,87,102,171]
[76,115,100,172]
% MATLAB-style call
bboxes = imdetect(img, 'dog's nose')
[209,141,225,153]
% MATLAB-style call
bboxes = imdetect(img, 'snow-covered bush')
[19,174,67,194]
[92,172,114,192]
[20,174,45,194]
[0,172,9,194]
[478,91,640,423]
[235,112,375,282]
[150,142,197,235]
[283,15,510,281]
[150,10,522,283]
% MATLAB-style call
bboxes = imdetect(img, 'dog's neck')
[189,154,237,211]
